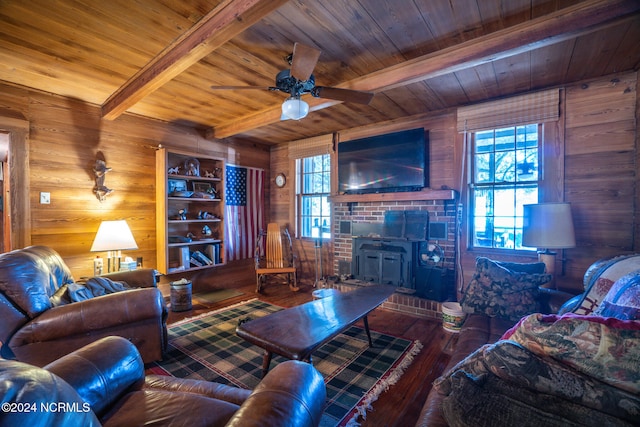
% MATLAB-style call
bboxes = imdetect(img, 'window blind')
[288,134,333,159]
[456,88,559,132]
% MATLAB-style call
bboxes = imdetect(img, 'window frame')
[469,123,543,252]
[295,153,331,240]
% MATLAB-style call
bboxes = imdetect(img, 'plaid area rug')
[150,299,422,427]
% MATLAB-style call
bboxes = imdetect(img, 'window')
[296,154,331,239]
[471,124,540,250]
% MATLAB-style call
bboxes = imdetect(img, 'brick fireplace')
[328,190,459,319]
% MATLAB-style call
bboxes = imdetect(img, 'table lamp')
[522,203,576,289]
[90,220,138,273]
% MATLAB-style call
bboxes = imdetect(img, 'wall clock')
[275,173,286,188]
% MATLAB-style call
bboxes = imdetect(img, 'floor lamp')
[522,203,576,289]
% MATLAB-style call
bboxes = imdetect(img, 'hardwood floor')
[159,278,457,427]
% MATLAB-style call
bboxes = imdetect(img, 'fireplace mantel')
[329,188,457,203]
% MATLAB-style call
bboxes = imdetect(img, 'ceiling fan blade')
[290,43,321,81]
[210,85,274,90]
[313,86,374,105]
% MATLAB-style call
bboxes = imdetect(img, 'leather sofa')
[0,245,167,366]
[416,255,640,426]
[0,335,326,427]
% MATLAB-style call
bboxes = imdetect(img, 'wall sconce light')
[93,158,113,202]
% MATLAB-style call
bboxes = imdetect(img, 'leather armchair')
[0,246,167,366]
[0,336,326,427]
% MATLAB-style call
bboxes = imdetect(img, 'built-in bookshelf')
[156,148,225,275]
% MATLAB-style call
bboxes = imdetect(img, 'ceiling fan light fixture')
[282,96,309,120]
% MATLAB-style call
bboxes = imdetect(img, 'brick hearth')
[323,280,445,320]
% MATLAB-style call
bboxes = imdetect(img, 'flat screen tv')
[338,128,428,194]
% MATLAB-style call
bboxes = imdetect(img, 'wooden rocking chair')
[254,223,299,293]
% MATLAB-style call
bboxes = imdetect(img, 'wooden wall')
[0,69,636,295]
[269,111,459,287]
[270,71,639,294]
[562,72,639,284]
[458,71,637,293]
[0,82,269,288]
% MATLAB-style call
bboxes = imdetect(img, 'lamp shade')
[522,203,576,249]
[281,96,309,120]
[90,220,138,251]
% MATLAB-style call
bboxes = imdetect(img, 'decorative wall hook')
[93,159,113,202]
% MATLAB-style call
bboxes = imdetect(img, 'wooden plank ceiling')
[0,0,639,145]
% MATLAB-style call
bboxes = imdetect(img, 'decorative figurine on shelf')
[198,211,218,220]
[93,159,113,202]
[168,166,180,175]
[169,209,188,220]
[206,186,218,198]
[202,225,212,237]
[184,158,200,177]
[203,170,215,178]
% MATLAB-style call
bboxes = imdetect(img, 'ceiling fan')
[210,43,374,120]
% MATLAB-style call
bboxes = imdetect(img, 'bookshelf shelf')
[167,239,222,247]
[156,148,226,275]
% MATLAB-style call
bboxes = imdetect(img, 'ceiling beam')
[211,0,640,139]
[101,0,288,120]
[351,0,640,93]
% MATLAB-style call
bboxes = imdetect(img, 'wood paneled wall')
[0,70,636,294]
[562,72,638,284]
[0,81,269,287]
[457,71,637,294]
[455,71,638,294]
[270,71,638,294]
[269,111,460,287]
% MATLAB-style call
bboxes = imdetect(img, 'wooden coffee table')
[236,284,396,377]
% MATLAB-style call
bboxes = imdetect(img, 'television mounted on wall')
[338,128,428,194]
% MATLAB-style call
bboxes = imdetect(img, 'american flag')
[224,165,265,261]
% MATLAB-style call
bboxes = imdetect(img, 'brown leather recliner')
[0,336,326,427]
[0,245,167,366]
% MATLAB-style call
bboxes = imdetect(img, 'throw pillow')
[592,270,640,320]
[571,254,640,315]
[595,300,640,320]
[460,257,551,321]
[494,260,546,274]
[503,313,640,394]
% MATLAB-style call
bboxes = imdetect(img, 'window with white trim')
[296,154,331,239]
[471,124,540,250]
[458,89,560,252]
